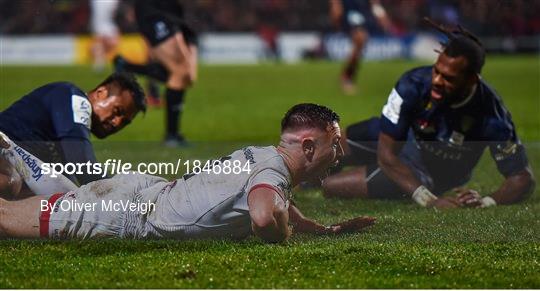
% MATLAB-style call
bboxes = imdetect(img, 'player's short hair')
[281,103,340,133]
[426,18,486,75]
[97,72,147,113]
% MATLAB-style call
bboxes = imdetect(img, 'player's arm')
[369,0,393,33]
[458,123,536,208]
[248,186,291,243]
[377,132,421,194]
[491,167,535,204]
[289,202,376,235]
[457,167,535,208]
[60,137,102,185]
[379,77,457,208]
[288,203,329,235]
[378,132,457,208]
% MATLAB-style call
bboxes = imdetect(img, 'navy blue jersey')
[380,66,528,191]
[0,82,99,184]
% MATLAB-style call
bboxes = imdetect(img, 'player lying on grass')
[322,19,535,209]
[0,72,146,199]
[0,104,375,242]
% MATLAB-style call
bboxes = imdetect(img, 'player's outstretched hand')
[428,197,461,209]
[327,216,376,235]
[454,187,482,208]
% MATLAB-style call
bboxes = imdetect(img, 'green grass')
[0,56,539,288]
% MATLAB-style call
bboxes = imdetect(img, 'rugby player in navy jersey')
[114,0,197,147]
[0,72,146,198]
[322,20,535,209]
[329,0,393,94]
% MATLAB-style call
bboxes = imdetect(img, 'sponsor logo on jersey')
[13,145,43,181]
[277,181,292,200]
[243,148,255,164]
[155,21,170,40]
[494,141,518,161]
[449,131,465,146]
[72,95,92,129]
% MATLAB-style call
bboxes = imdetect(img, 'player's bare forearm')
[377,133,422,195]
[491,168,535,205]
[248,187,291,243]
[288,204,328,235]
[251,207,291,243]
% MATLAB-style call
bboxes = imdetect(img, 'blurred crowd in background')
[1,0,539,37]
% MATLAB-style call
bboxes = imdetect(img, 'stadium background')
[0,0,539,288]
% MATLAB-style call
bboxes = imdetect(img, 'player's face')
[309,122,344,179]
[431,53,474,105]
[91,87,137,139]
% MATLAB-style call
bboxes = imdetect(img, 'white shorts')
[90,0,119,37]
[40,173,167,239]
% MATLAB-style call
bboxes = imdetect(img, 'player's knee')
[168,68,193,88]
[322,175,348,198]
[351,29,368,47]
[0,172,22,199]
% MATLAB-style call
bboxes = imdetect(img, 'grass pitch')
[0,56,539,288]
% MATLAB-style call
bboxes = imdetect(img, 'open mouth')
[431,89,443,100]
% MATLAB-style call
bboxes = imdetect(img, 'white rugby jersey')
[134,146,292,239]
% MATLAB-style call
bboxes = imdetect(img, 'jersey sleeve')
[60,137,100,185]
[379,74,420,140]
[486,118,529,177]
[50,85,92,140]
[246,168,291,202]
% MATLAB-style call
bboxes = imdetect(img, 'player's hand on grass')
[427,197,460,209]
[322,216,376,235]
[454,187,482,207]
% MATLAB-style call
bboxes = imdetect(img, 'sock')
[165,88,185,137]
[343,56,359,80]
[122,61,169,83]
[147,79,160,100]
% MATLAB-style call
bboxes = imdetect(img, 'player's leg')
[0,195,42,238]
[322,166,369,198]
[150,32,196,145]
[90,0,119,71]
[323,164,408,199]
[337,117,380,168]
[342,27,368,94]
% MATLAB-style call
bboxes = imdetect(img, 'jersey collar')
[451,83,477,109]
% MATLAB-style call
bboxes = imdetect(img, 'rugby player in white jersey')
[0,104,375,243]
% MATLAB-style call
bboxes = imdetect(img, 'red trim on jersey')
[249,184,286,202]
[39,193,64,238]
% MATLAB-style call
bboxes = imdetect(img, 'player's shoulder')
[36,81,86,101]
[241,146,281,163]
[42,82,91,129]
[399,66,432,85]
[477,80,516,139]
[392,66,432,102]
[477,80,511,118]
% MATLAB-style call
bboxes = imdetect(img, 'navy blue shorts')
[346,118,435,199]
[137,14,198,47]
